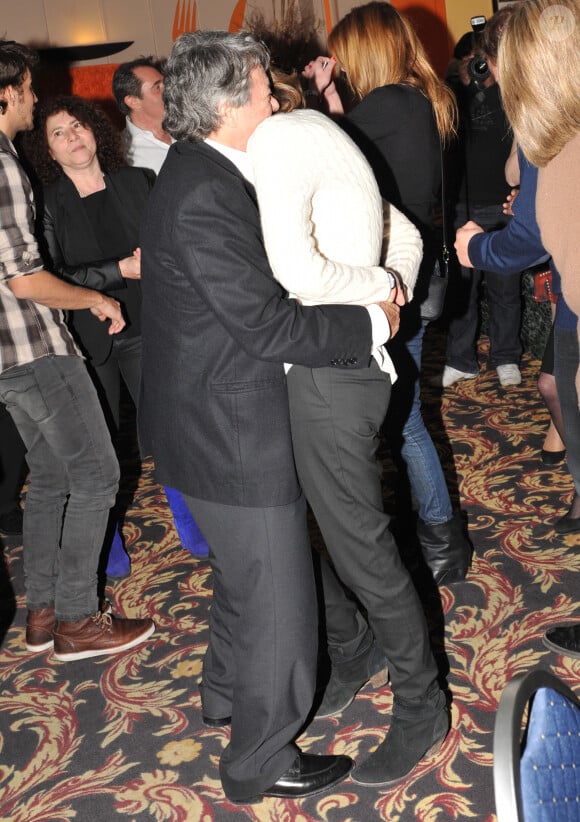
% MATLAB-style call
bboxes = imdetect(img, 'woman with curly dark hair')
[25,95,156,579]
[26,95,125,184]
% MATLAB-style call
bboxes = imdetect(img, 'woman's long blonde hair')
[327,1,456,143]
[498,0,580,167]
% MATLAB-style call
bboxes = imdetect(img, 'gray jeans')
[0,355,119,620]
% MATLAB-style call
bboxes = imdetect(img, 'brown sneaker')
[26,606,55,652]
[53,610,155,661]
[25,600,113,654]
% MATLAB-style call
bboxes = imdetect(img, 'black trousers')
[447,203,522,372]
[91,335,142,431]
[183,492,318,801]
[554,328,580,496]
[287,361,438,701]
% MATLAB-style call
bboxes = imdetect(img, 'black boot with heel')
[417,513,472,585]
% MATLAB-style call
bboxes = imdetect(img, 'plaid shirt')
[0,131,78,374]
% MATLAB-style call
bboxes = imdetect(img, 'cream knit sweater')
[248,109,422,304]
[247,109,423,378]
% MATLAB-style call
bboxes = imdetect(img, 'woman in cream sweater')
[247,106,449,787]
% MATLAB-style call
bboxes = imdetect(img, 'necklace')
[74,174,106,198]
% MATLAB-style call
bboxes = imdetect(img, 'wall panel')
[43,0,107,47]
[101,0,158,60]
[4,0,49,45]
[445,0,494,47]
[198,0,243,30]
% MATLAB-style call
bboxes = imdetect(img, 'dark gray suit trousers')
[183,492,317,801]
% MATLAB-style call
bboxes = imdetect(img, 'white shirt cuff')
[366,303,391,346]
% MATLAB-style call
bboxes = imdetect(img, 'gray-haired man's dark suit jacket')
[139,140,372,506]
[138,137,373,800]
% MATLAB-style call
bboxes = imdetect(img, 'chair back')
[494,669,580,822]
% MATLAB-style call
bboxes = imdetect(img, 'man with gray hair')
[139,30,398,804]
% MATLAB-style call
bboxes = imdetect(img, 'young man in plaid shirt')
[0,40,154,660]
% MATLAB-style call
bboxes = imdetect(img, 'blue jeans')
[396,321,454,524]
[0,356,119,620]
[447,203,522,373]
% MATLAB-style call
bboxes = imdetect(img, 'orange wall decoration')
[229,0,247,32]
[74,65,122,127]
[71,64,118,101]
[322,0,335,34]
[34,63,123,128]
[323,1,451,75]
[172,0,198,40]
[391,0,451,75]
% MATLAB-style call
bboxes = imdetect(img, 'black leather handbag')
[420,255,449,321]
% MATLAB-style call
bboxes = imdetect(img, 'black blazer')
[139,140,373,507]
[42,166,156,364]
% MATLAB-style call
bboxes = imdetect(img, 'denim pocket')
[0,366,50,423]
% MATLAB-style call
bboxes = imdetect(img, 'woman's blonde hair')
[499,0,580,167]
[327,1,456,142]
[270,67,304,112]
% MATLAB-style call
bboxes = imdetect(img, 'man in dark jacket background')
[442,11,523,388]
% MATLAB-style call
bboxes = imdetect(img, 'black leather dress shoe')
[201,714,231,728]
[554,512,580,534]
[543,623,580,658]
[228,753,353,804]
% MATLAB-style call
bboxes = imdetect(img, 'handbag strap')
[439,140,450,277]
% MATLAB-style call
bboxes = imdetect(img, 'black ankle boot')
[315,641,389,719]
[417,513,472,585]
[351,685,449,785]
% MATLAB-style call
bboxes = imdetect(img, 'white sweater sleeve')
[248,111,395,306]
[382,202,423,301]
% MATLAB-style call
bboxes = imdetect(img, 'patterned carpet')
[1,329,579,822]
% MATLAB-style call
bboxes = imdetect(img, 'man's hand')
[503,188,519,217]
[377,300,400,339]
[10,270,126,334]
[458,55,473,87]
[119,249,141,279]
[89,295,126,335]
[455,221,484,267]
